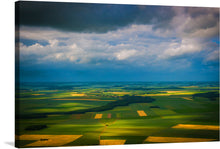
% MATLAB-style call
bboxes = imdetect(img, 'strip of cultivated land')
[17,135,82,147]
[172,124,219,130]
[144,136,216,143]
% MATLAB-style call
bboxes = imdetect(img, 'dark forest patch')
[192,92,219,101]
[150,106,160,108]
[25,124,48,131]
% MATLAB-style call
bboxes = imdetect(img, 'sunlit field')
[15,82,219,147]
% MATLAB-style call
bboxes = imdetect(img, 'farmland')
[15,82,219,147]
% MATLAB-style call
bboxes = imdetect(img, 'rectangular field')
[137,110,147,116]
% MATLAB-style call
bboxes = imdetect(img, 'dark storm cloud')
[16,1,174,33]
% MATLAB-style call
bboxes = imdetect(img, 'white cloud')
[169,7,219,39]
[159,39,202,59]
[19,25,158,65]
[115,49,137,60]
[205,50,219,62]
[154,7,219,61]
[18,9,219,70]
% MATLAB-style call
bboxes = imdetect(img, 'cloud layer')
[16,2,219,81]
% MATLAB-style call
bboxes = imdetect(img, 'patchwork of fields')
[15,82,219,147]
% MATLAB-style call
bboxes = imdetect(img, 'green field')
[15,82,219,147]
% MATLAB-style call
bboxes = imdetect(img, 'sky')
[16,1,219,82]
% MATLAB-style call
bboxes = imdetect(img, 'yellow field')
[172,124,220,130]
[143,94,171,96]
[182,97,193,100]
[182,86,198,88]
[144,136,215,143]
[17,135,52,140]
[17,135,82,147]
[94,114,103,119]
[100,140,126,145]
[110,92,130,95]
[137,110,147,116]
[53,98,115,101]
[32,94,45,96]
[71,93,86,96]
[165,91,194,95]
[144,91,194,96]
[165,91,183,93]
[172,92,194,95]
